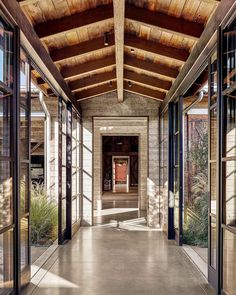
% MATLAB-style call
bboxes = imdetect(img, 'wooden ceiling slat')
[124,81,165,101]
[51,35,115,63]
[75,82,117,101]
[125,34,189,62]
[69,70,116,91]
[34,4,113,39]
[125,4,204,39]
[61,55,116,79]
[124,70,171,90]
[125,55,179,79]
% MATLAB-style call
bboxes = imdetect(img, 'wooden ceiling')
[18,0,219,103]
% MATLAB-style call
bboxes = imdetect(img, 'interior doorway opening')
[94,135,140,225]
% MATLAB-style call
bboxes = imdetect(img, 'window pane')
[210,216,217,269]
[20,107,29,160]
[210,108,217,160]
[77,195,80,220]
[72,197,77,224]
[20,52,29,108]
[225,161,236,226]
[223,229,236,294]
[0,96,11,157]
[0,230,14,292]
[21,217,29,270]
[0,161,12,229]
[210,51,217,106]
[210,162,217,215]
[0,18,13,89]
[20,163,29,216]
[225,97,236,158]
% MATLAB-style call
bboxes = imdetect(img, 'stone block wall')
[80,91,161,227]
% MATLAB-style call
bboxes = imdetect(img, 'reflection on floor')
[94,189,140,225]
[26,225,215,295]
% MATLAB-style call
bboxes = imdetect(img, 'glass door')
[19,50,31,289]
[208,50,218,288]
[220,20,236,295]
[169,97,184,245]
[58,98,72,244]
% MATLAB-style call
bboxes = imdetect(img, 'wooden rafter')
[125,4,204,39]
[113,0,125,102]
[51,34,115,63]
[61,55,116,79]
[69,69,170,92]
[125,55,179,79]
[34,4,113,39]
[124,81,165,101]
[69,70,116,91]
[125,34,189,62]
[51,33,189,63]
[124,70,171,90]
[75,82,117,101]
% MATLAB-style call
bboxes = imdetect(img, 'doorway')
[112,156,130,193]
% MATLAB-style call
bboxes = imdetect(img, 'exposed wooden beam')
[125,55,179,79]
[161,0,236,113]
[125,34,189,62]
[124,81,165,101]
[51,34,115,63]
[17,0,39,5]
[61,55,116,79]
[75,82,117,101]
[125,4,204,39]
[69,70,116,91]
[113,0,125,102]
[36,77,46,85]
[34,4,113,39]
[124,69,171,90]
[185,68,208,96]
[1,0,74,104]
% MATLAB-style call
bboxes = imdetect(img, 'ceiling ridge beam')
[51,34,115,63]
[124,69,171,90]
[125,34,189,62]
[75,82,117,101]
[69,70,116,91]
[125,54,179,79]
[34,4,113,39]
[113,0,125,102]
[125,4,204,39]
[124,81,165,101]
[61,55,116,79]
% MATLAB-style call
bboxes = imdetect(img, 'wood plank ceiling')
[18,0,219,103]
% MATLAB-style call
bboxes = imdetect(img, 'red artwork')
[115,161,127,182]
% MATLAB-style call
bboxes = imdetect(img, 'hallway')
[29,226,214,295]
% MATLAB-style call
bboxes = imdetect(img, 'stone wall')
[80,91,161,227]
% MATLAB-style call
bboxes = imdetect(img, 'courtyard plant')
[30,182,58,246]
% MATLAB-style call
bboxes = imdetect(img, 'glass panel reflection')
[0,18,13,89]
[223,229,236,295]
[0,230,14,293]
[210,163,217,215]
[225,161,236,226]
[0,97,11,157]
[0,161,12,229]
[210,217,217,270]
[21,217,29,270]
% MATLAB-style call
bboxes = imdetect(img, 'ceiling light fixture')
[128,81,132,88]
[104,32,109,46]
[131,48,135,54]
[109,81,113,88]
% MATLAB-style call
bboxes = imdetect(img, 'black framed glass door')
[168,97,183,245]
[220,19,236,295]
[208,50,218,289]
[58,98,72,244]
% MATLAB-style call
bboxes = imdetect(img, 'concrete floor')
[27,224,215,295]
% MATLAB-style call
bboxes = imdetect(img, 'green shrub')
[30,182,58,246]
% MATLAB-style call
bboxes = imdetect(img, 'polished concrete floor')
[27,224,215,295]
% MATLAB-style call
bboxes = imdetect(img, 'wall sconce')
[104,32,109,46]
